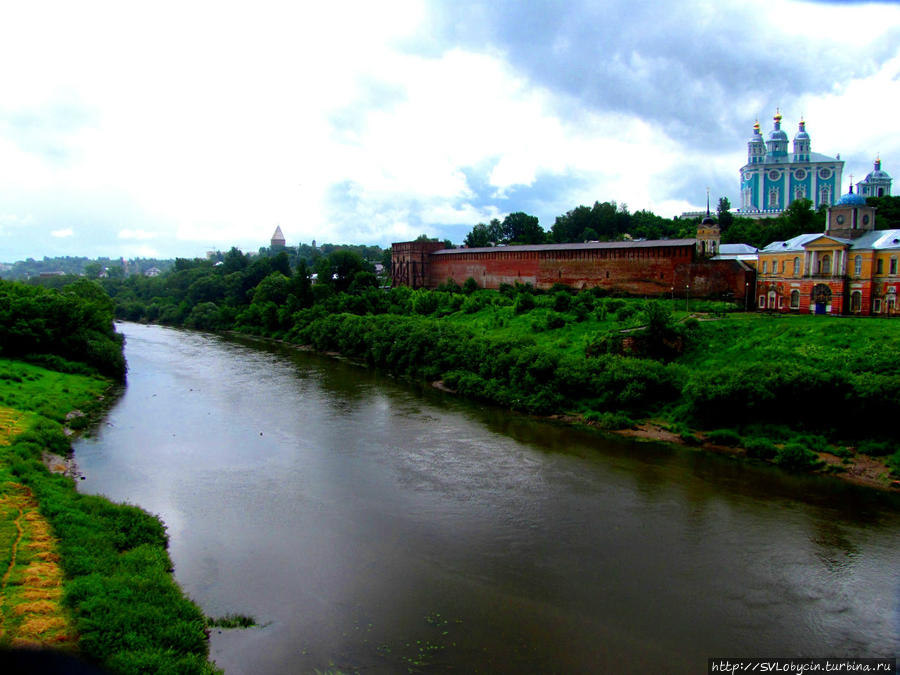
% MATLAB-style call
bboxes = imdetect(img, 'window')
[762,261,767,274]
[768,188,779,209]
[759,295,766,309]
[877,259,884,274]
[819,186,831,205]
[768,291,777,309]
[790,290,800,309]
[820,255,831,275]
[781,260,786,274]
[891,258,898,275]
[793,257,800,276]
[873,299,882,313]
[888,296,897,313]
[850,291,862,313]
[854,255,862,277]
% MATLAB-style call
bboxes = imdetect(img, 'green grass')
[0,359,219,673]
[0,360,111,426]
[677,313,900,375]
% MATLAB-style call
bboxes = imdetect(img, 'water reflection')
[74,324,900,674]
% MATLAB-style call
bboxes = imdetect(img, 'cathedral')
[738,112,843,216]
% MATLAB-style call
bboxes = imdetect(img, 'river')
[73,323,900,673]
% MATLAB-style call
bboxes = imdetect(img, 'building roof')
[433,239,697,255]
[835,190,867,206]
[718,243,758,255]
[759,229,900,253]
[271,225,286,244]
[850,229,900,251]
[759,233,832,253]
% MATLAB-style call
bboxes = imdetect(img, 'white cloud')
[118,229,158,240]
[0,0,898,260]
[51,228,74,238]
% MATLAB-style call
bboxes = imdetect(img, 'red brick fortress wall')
[390,239,754,301]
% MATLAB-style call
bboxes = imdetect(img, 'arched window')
[768,291,777,309]
[850,291,862,313]
[790,290,800,309]
[854,255,862,277]
[768,188,779,209]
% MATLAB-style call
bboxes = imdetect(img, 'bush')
[463,277,479,294]
[776,443,821,470]
[545,312,567,329]
[513,293,535,315]
[744,437,778,460]
[706,428,742,446]
[614,305,637,322]
[887,450,900,475]
[857,439,895,457]
[552,292,572,312]
[583,411,634,430]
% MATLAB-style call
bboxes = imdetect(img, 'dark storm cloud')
[415,0,900,151]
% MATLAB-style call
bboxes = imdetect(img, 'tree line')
[462,195,900,250]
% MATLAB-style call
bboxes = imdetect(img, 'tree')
[780,198,817,234]
[223,247,249,274]
[501,212,544,244]
[316,250,373,293]
[464,223,493,248]
[717,197,734,231]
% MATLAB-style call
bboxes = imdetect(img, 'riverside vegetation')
[65,248,900,489]
[0,279,219,673]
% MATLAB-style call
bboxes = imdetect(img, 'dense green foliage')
[0,279,125,380]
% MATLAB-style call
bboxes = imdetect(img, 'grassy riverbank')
[280,294,900,490]
[0,358,219,673]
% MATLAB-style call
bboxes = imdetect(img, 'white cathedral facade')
[738,111,843,217]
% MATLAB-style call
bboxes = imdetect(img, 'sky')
[2,0,899,261]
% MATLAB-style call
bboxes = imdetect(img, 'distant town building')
[271,226,286,250]
[738,111,843,217]
[756,184,900,315]
[144,267,162,277]
[856,157,892,198]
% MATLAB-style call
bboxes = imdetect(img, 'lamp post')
[744,282,749,312]
[685,284,690,313]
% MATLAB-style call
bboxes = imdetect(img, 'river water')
[74,323,900,673]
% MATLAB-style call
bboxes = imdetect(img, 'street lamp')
[685,284,690,313]
[744,282,749,312]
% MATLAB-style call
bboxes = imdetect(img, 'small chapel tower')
[696,190,720,257]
